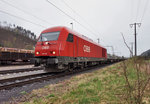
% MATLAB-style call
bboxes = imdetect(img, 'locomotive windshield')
[38,31,60,41]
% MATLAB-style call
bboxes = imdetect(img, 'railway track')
[0,63,113,91]
[0,71,53,90]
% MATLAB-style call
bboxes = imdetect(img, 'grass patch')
[45,94,55,98]
[13,60,150,104]
[20,91,27,95]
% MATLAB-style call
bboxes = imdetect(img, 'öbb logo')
[83,45,90,53]
[42,46,49,50]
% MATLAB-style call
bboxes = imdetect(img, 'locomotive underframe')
[34,56,107,72]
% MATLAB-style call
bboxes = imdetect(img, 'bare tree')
[121,32,133,57]
[120,33,150,104]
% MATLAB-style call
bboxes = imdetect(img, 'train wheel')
[84,62,88,68]
[80,63,84,69]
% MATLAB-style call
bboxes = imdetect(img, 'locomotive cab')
[35,31,60,57]
[34,27,73,72]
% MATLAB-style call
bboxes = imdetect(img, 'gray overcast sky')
[0,0,150,57]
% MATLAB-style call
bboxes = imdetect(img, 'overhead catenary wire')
[46,0,99,38]
[0,10,46,28]
[61,0,100,37]
[0,0,54,25]
[136,0,149,34]
[130,0,134,22]
[135,0,141,22]
[140,0,149,23]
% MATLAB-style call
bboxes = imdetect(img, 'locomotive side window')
[38,31,60,41]
[67,33,74,42]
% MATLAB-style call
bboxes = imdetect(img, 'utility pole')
[130,42,134,57]
[130,23,141,56]
[97,38,100,44]
[70,22,73,30]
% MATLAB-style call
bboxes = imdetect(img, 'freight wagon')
[0,47,34,64]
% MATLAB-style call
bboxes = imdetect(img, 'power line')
[61,0,100,37]
[46,0,99,38]
[0,0,54,25]
[140,0,149,23]
[135,0,141,22]
[0,10,46,28]
[136,0,149,34]
[130,0,134,22]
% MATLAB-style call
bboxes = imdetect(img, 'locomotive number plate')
[42,46,49,50]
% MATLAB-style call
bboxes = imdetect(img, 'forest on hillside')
[0,21,37,50]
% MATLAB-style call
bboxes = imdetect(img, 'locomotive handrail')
[59,43,62,56]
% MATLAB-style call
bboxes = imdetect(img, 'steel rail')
[0,71,48,83]
[0,64,111,90]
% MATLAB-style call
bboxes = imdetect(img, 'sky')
[0,0,150,57]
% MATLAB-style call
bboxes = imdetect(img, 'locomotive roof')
[42,26,105,49]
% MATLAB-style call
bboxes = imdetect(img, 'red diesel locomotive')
[34,26,107,72]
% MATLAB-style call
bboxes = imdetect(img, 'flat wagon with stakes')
[0,47,34,64]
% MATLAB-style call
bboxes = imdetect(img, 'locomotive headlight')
[52,51,56,55]
[36,52,40,55]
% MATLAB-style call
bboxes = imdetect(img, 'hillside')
[141,49,150,58]
[0,27,36,50]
